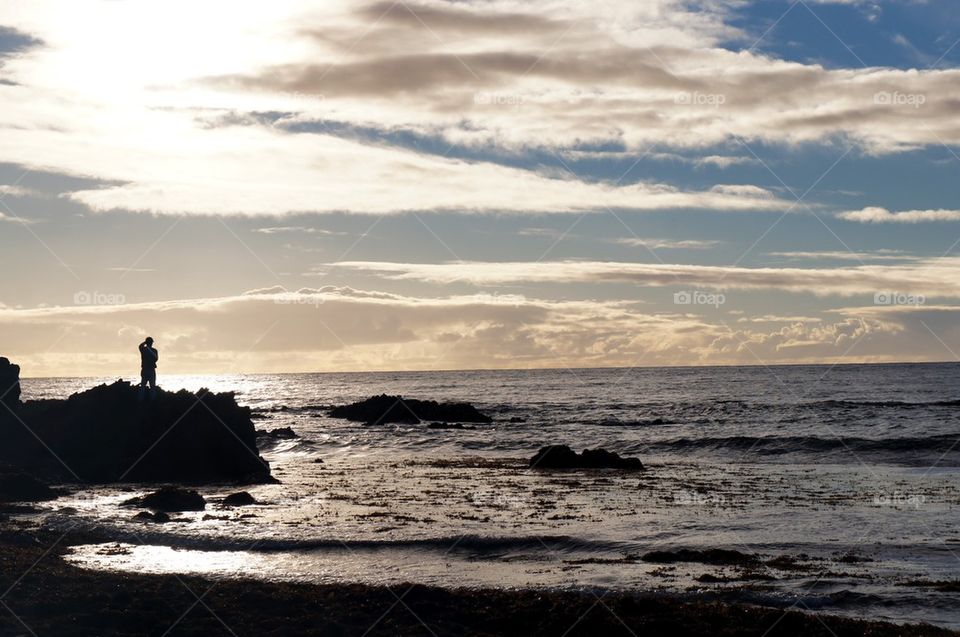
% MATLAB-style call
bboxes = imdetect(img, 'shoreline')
[1,527,955,637]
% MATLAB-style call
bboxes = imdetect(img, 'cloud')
[0,1,954,217]
[0,82,789,215]
[2,286,955,377]
[321,258,960,298]
[838,207,960,223]
[252,226,345,235]
[766,249,913,261]
[616,238,721,250]
[736,315,823,323]
[214,1,960,154]
[694,155,757,169]
[0,25,42,58]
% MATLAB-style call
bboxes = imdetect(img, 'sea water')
[20,363,960,628]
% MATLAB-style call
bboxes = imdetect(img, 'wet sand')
[0,526,954,637]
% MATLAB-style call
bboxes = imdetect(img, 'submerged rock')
[0,473,58,503]
[123,487,206,512]
[0,359,274,485]
[427,422,472,430]
[642,548,758,566]
[133,510,171,523]
[223,491,257,507]
[255,427,299,440]
[330,394,492,425]
[529,445,644,470]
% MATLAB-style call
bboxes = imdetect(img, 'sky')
[1,0,960,377]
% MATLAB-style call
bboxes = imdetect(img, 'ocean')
[20,363,960,629]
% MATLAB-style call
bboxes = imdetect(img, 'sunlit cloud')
[1,0,958,372]
[616,238,722,250]
[0,1,956,218]
[766,250,914,261]
[838,206,960,223]
[3,287,955,378]
[320,258,960,299]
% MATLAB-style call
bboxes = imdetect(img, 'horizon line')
[17,358,960,380]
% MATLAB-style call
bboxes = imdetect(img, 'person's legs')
[139,370,157,401]
[145,369,157,400]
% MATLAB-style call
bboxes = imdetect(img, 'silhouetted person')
[138,337,158,401]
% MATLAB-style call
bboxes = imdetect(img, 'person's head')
[145,337,154,346]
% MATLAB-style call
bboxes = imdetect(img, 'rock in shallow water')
[122,487,206,512]
[529,445,644,470]
[329,394,492,425]
[133,510,171,523]
[255,427,299,440]
[223,491,257,507]
[427,422,472,430]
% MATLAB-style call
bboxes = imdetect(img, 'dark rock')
[223,491,257,507]
[529,445,644,471]
[0,357,20,411]
[508,416,526,423]
[0,473,58,502]
[765,555,814,571]
[132,510,171,523]
[579,448,644,470]
[837,552,873,564]
[906,580,960,592]
[330,394,492,425]
[427,422,472,430]
[530,445,580,468]
[123,487,206,512]
[642,549,759,566]
[255,427,299,440]
[0,361,273,484]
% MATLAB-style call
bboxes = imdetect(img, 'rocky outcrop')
[330,394,492,425]
[123,487,206,512]
[0,357,21,412]
[529,445,644,470]
[0,359,274,485]
[255,427,299,440]
[223,491,257,506]
[0,473,58,503]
